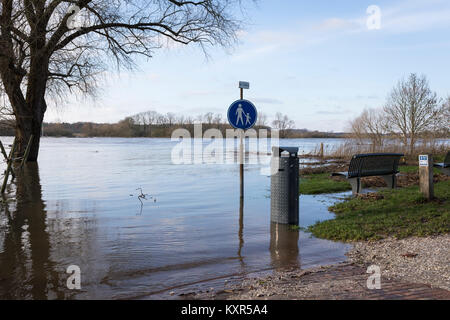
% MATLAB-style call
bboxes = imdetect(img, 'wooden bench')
[433,151,450,176]
[332,153,404,195]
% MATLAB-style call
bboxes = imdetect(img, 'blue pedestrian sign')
[227,99,258,130]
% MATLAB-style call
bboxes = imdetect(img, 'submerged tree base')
[308,180,450,242]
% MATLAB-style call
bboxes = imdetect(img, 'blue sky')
[45,0,450,132]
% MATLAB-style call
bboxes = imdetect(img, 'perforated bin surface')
[270,147,299,225]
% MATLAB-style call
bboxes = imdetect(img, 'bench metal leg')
[381,174,396,189]
[348,178,361,195]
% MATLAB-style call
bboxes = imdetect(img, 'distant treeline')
[0,114,346,139]
[43,122,345,138]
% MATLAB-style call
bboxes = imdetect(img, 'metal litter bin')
[270,147,299,225]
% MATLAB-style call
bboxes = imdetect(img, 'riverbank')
[188,234,449,300]
[300,164,449,195]
[186,167,450,299]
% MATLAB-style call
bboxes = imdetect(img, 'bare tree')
[383,74,441,155]
[272,112,295,138]
[349,108,387,151]
[144,110,159,136]
[156,114,167,125]
[166,112,176,126]
[256,112,267,127]
[348,113,365,144]
[0,0,247,161]
[176,114,186,125]
[213,113,222,124]
[185,116,194,126]
[439,96,450,137]
[204,112,214,125]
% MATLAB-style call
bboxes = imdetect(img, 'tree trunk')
[2,43,48,162]
[13,91,47,162]
[15,52,48,162]
[410,136,416,156]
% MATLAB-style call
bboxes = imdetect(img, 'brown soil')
[361,173,450,188]
[356,193,385,201]
[300,163,347,175]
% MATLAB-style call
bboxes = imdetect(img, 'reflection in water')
[0,163,65,299]
[238,197,244,260]
[0,138,353,299]
[270,223,300,269]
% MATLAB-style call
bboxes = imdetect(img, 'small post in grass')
[419,154,434,200]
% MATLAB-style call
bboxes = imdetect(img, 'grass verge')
[300,173,351,195]
[307,180,450,242]
[299,165,442,195]
[398,166,441,174]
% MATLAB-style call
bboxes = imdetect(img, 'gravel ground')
[347,234,450,290]
[191,235,450,299]
[192,264,369,300]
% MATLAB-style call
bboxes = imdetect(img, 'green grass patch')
[398,165,419,173]
[299,165,442,195]
[300,173,351,195]
[398,165,440,174]
[307,180,450,242]
[299,165,441,195]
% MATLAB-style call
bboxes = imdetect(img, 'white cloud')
[252,98,284,105]
[314,18,363,32]
[178,90,219,98]
[381,9,450,33]
[229,0,450,62]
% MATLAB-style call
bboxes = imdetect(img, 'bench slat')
[347,153,403,178]
[332,153,403,180]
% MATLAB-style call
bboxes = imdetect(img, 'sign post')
[419,154,434,200]
[239,87,244,200]
[227,82,257,201]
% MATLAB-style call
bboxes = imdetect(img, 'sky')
[45,0,450,132]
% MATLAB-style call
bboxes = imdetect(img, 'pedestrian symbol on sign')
[227,99,257,130]
[236,104,244,126]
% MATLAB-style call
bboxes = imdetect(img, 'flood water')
[0,137,351,299]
